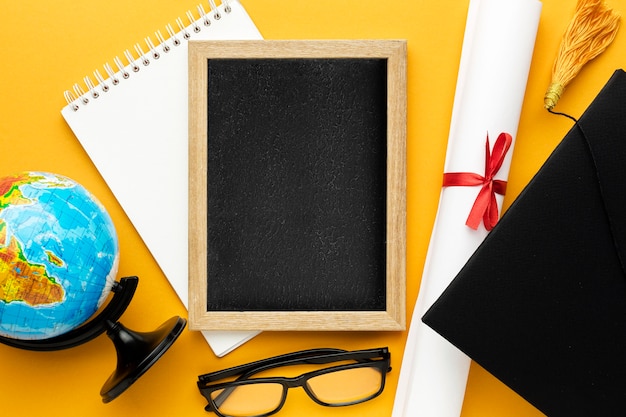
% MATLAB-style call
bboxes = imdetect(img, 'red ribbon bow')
[442,132,512,231]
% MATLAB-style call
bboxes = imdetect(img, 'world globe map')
[0,172,119,340]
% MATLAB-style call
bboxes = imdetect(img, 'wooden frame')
[188,40,406,331]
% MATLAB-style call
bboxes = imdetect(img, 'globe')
[0,171,119,340]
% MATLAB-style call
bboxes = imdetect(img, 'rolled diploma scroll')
[392,0,542,416]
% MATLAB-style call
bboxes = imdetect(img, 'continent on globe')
[0,172,36,210]
[0,171,119,340]
[0,235,64,306]
[0,173,65,306]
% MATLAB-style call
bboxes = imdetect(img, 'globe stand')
[0,276,186,402]
[101,316,186,403]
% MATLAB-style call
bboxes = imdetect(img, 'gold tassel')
[544,0,621,110]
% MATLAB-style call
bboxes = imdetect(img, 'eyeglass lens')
[306,366,383,404]
[209,366,384,417]
[211,383,284,417]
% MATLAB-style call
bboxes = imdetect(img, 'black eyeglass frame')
[197,347,391,416]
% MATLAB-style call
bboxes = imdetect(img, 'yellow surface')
[0,0,623,416]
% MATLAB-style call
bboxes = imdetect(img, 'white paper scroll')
[392,0,542,416]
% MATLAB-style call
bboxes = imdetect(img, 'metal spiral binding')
[197,5,211,26]
[63,0,231,111]
[144,36,160,60]
[84,76,98,98]
[93,70,109,92]
[113,56,130,79]
[123,50,140,73]
[134,43,151,67]
[103,63,120,85]
[155,30,170,53]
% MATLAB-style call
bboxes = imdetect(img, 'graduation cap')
[422,69,626,416]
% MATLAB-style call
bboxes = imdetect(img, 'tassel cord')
[544,0,620,110]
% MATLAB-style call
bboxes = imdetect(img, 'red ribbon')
[442,132,512,231]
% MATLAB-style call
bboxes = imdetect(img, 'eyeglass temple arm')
[200,347,390,384]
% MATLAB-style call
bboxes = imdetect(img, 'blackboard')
[189,40,406,331]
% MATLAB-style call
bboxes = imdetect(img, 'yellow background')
[0,0,623,416]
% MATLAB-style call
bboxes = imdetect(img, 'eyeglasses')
[197,347,391,417]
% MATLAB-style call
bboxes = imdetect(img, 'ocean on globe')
[0,172,119,340]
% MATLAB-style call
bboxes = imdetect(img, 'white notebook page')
[61,0,262,357]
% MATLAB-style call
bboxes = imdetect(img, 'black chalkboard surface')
[207,57,387,312]
[189,40,406,331]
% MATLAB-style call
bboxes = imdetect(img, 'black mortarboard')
[422,69,626,417]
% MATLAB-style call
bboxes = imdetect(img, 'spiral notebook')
[61,0,262,357]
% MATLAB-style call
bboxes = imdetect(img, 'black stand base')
[0,276,187,402]
[100,315,187,403]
